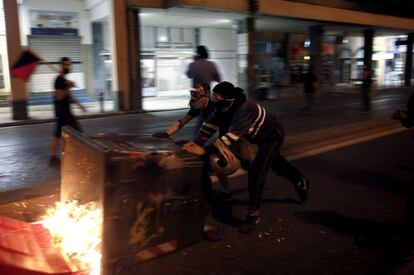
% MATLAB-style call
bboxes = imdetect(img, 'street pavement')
[133,130,414,275]
[0,87,411,201]
[0,87,413,274]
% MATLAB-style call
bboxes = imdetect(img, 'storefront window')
[139,8,238,111]
[0,4,10,94]
[374,35,406,87]
[1,0,118,119]
[255,41,285,87]
[288,34,309,85]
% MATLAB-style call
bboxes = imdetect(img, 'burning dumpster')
[60,127,205,274]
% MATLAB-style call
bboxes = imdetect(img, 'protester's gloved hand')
[152,132,170,139]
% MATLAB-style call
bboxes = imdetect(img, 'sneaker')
[239,212,261,234]
[295,177,310,204]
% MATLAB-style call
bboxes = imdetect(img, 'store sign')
[30,10,79,36]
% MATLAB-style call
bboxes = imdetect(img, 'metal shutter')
[28,35,84,92]
[155,51,192,95]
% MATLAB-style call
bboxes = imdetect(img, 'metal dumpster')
[61,127,205,275]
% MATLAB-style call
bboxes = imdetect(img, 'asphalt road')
[131,130,414,275]
[0,89,411,195]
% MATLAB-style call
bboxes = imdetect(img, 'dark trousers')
[361,87,370,111]
[201,160,213,216]
[248,139,304,211]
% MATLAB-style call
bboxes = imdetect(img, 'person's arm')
[186,63,194,79]
[195,110,220,145]
[69,93,87,112]
[212,63,221,83]
[166,115,193,136]
[153,108,200,138]
[185,105,254,156]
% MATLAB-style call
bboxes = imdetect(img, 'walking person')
[300,65,317,112]
[186,45,221,87]
[186,46,222,134]
[183,81,310,233]
[361,65,372,113]
[49,57,86,165]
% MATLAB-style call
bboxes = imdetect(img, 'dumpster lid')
[88,134,183,153]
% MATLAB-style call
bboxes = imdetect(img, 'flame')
[39,200,103,275]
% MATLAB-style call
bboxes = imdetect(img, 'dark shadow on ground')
[295,210,414,274]
[295,210,403,249]
[210,195,299,228]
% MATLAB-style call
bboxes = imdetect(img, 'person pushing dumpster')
[182,81,310,233]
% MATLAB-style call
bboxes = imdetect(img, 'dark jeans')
[201,159,213,215]
[248,138,304,211]
[304,93,314,109]
[361,87,370,111]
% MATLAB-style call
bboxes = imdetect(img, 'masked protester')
[183,81,310,233]
[152,84,220,139]
[49,57,87,165]
[153,84,253,194]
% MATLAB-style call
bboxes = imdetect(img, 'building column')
[333,35,343,85]
[405,33,413,87]
[363,29,374,70]
[309,25,323,93]
[4,0,28,120]
[127,7,142,111]
[246,16,255,99]
[112,0,130,111]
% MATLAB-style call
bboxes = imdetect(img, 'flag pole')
[26,48,61,74]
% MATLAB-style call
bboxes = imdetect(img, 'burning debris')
[39,200,103,275]
[1,129,206,275]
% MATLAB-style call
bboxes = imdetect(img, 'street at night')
[1,1,414,274]
[0,89,412,274]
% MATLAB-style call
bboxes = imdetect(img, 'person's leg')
[237,136,255,170]
[271,153,310,203]
[67,117,82,132]
[50,137,60,157]
[239,141,280,233]
[200,160,221,241]
[305,93,313,109]
[49,121,62,165]
[362,88,370,111]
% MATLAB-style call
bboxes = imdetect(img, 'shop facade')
[1,0,414,120]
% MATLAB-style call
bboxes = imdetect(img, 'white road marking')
[211,126,407,183]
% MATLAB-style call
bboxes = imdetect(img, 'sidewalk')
[0,84,375,126]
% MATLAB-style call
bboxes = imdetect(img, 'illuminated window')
[0,55,4,89]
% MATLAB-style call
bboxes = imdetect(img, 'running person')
[49,57,86,165]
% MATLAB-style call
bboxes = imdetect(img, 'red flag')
[10,50,42,82]
[0,215,85,274]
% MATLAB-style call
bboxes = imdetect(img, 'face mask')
[215,99,235,113]
[190,97,209,110]
[63,68,70,75]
